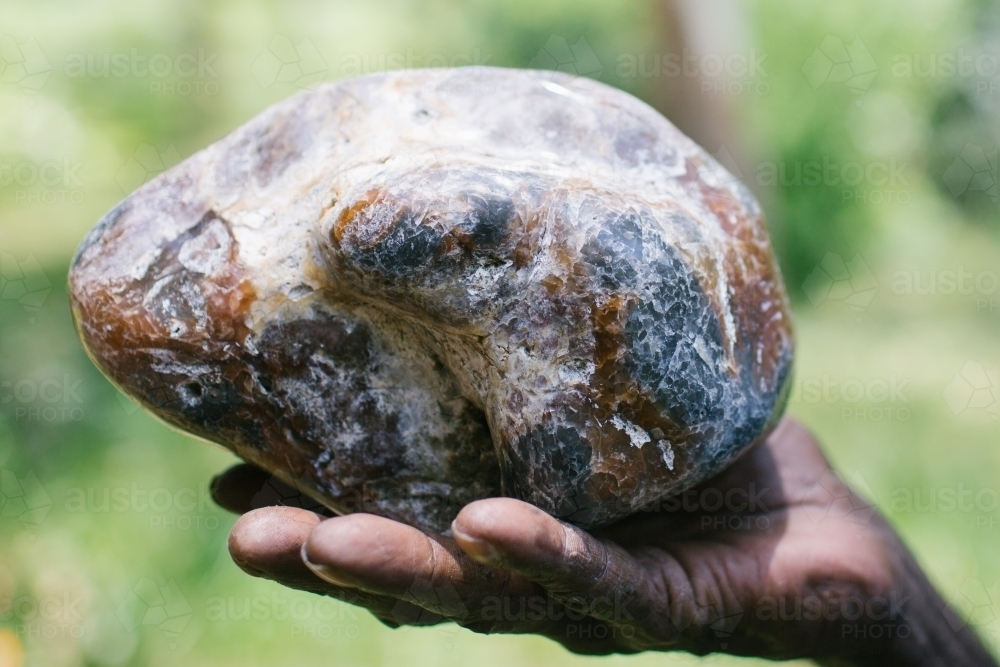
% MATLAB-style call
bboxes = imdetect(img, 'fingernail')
[451,522,502,566]
[300,543,357,587]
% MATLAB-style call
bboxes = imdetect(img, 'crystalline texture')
[69,67,794,532]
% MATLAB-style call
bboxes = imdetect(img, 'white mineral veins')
[69,67,794,532]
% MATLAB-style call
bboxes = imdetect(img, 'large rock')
[69,67,794,533]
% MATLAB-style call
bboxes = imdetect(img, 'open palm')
[211,418,996,666]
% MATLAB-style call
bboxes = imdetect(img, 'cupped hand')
[211,418,997,666]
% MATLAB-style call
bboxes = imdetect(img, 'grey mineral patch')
[69,67,794,532]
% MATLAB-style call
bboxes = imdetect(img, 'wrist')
[822,538,997,667]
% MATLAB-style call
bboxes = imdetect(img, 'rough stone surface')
[69,67,794,533]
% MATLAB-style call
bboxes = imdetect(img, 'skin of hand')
[211,418,998,666]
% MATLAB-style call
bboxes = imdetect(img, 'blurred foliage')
[1,0,999,665]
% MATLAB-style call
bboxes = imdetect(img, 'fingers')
[229,506,322,583]
[239,506,636,649]
[228,506,403,622]
[301,513,527,619]
[300,512,607,641]
[451,499,651,629]
[211,464,271,514]
[211,463,331,515]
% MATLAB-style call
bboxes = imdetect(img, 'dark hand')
[211,418,997,666]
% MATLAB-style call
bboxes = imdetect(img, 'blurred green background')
[1,0,999,665]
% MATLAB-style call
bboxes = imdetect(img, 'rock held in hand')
[69,67,794,532]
